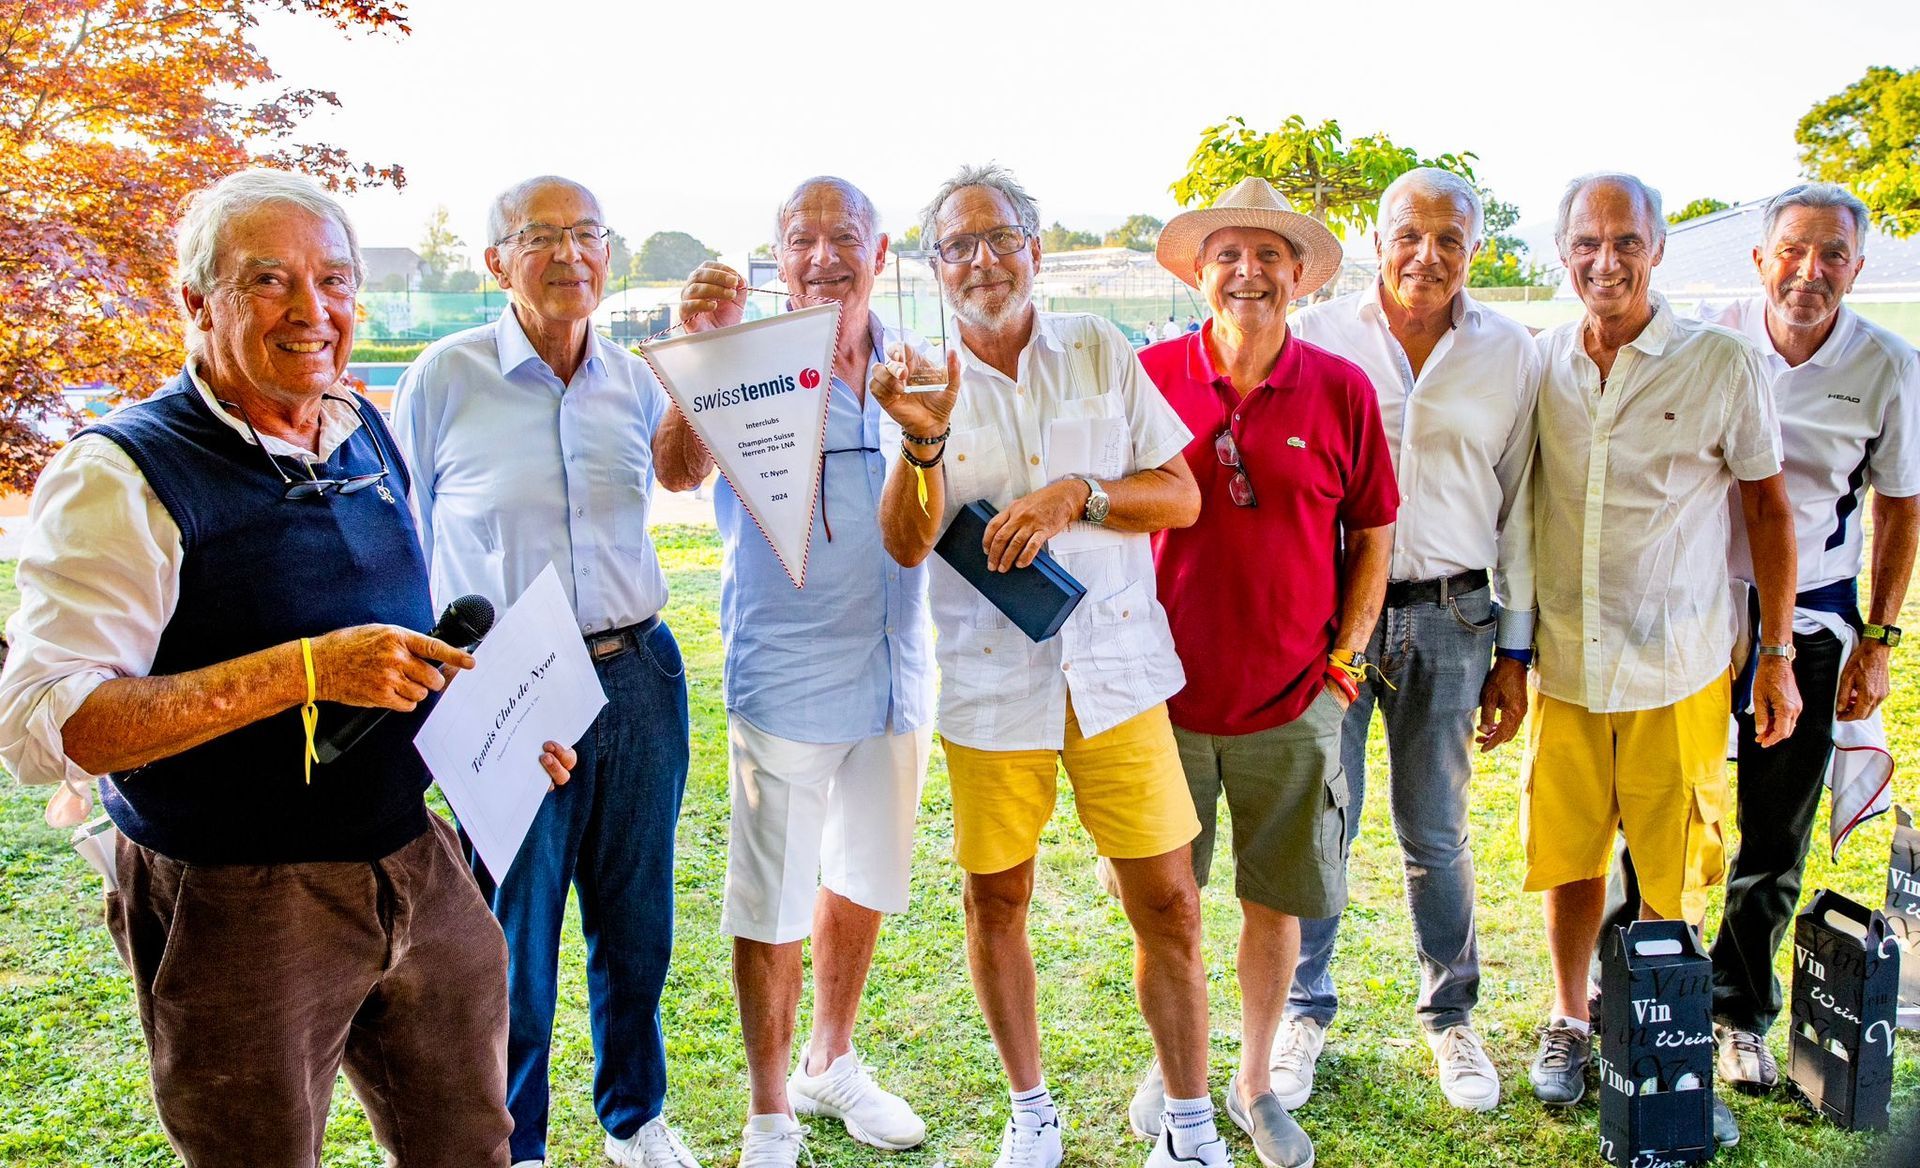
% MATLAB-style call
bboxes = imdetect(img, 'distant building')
[363,247,427,293]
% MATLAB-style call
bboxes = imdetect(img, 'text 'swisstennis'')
[642,302,841,588]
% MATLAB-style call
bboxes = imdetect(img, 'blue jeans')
[1289,585,1496,1033]
[465,620,690,1163]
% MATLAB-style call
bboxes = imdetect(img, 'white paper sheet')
[1044,415,1129,552]
[414,563,608,883]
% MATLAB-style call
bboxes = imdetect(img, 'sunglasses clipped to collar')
[221,393,393,500]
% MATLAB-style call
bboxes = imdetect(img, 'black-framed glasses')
[933,225,1032,264]
[818,444,882,541]
[221,394,393,501]
[1215,428,1257,508]
[495,222,613,251]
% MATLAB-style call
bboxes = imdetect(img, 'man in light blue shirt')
[392,176,697,1168]
[656,176,936,1168]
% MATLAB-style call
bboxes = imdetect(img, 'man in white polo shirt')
[1524,173,1800,1151]
[1283,167,1540,1114]
[1697,183,1920,1090]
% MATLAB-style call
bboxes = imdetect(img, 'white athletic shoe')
[994,1108,1064,1168]
[738,1115,810,1168]
[1427,1024,1501,1112]
[1145,1123,1233,1167]
[606,1116,701,1168]
[1128,1056,1166,1140]
[1267,1016,1326,1111]
[789,1047,928,1149]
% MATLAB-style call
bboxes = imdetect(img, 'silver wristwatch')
[1079,476,1110,525]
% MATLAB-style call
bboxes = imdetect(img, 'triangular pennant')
[641,303,839,587]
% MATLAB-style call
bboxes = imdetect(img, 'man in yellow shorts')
[874,163,1222,1168]
[1526,172,1803,1148]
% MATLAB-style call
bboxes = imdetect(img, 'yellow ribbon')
[1329,649,1396,691]
[913,463,929,516]
[299,637,319,783]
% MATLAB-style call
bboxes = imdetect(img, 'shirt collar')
[952,305,1061,375]
[182,360,363,458]
[1622,291,1677,357]
[1187,317,1301,394]
[494,304,603,380]
[1359,280,1477,330]
[1807,305,1857,368]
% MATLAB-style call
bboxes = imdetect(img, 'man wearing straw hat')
[1275,167,1540,1114]
[1126,175,1398,1168]
[657,177,944,1168]
[873,163,1224,1168]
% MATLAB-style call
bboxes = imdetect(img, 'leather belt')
[1383,568,1489,609]
[585,614,661,661]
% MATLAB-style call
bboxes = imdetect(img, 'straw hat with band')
[1155,176,1343,301]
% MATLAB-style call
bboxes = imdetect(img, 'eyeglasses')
[1215,428,1257,508]
[495,222,613,251]
[933,225,1032,265]
[221,394,394,500]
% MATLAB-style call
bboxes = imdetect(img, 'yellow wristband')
[299,637,319,783]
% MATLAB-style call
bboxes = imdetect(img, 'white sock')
[746,1112,799,1134]
[1011,1081,1057,1125]
[1551,1015,1592,1038]
[1164,1093,1219,1158]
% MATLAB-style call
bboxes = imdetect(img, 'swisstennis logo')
[799,367,821,389]
[688,372,799,413]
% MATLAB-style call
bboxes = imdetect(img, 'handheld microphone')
[314,594,496,764]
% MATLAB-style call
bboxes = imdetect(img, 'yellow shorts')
[944,702,1201,875]
[1521,672,1731,923]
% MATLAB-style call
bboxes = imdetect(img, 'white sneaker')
[606,1116,701,1168]
[739,1115,811,1168]
[1145,1124,1233,1167]
[1128,1056,1165,1140]
[1426,1024,1501,1112]
[994,1108,1064,1168]
[511,1162,544,1167]
[1267,1016,1326,1111]
[788,1046,928,1149]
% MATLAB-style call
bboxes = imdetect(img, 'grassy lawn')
[0,525,1915,1166]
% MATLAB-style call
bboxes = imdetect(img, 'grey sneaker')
[1226,1075,1314,1168]
[1713,1022,1779,1093]
[1528,1025,1591,1107]
[1129,1057,1165,1140]
[1712,1095,1740,1148]
[1267,1016,1326,1111]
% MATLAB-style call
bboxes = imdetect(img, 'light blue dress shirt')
[392,307,670,633]
[715,313,932,744]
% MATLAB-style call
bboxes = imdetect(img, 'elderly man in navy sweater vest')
[0,170,575,1168]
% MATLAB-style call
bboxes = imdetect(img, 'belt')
[1383,568,1489,609]
[585,614,661,661]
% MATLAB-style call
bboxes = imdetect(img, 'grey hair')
[488,175,602,246]
[919,163,1042,249]
[773,176,879,245]
[1378,167,1484,245]
[1762,182,1870,254]
[174,169,365,351]
[1554,171,1665,250]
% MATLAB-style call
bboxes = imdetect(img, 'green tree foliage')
[1040,221,1100,252]
[1798,65,1920,237]
[1103,214,1163,252]
[749,243,775,260]
[1173,115,1476,238]
[1668,197,1730,225]
[1467,193,1552,288]
[416,204,464,292]
[893,225,922,254]
[637,231,720,281]
[445,269,480,293]
[607,229,633,281]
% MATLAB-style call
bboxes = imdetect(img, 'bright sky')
[252,0,1920,267]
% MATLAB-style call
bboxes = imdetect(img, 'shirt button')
[580,566,590,575]
[1074,341,1084,349]
[1062,661,1072,671]
[1029,455,1040,466]
[983,646,992,655]
[1121,610,1130,619]
[576,507,585,517]
[957,453,967,462]
[885,624,894,634]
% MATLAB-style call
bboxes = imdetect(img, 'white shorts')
[719,716,931,944]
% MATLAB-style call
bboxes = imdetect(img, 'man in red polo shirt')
[1128,177,1397,1168]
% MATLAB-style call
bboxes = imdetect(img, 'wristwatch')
[1756,642,1798,662]
[1079,477,1111,525]
[1863,622,1903,647]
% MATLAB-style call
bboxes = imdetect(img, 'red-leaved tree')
[1,0,410,493]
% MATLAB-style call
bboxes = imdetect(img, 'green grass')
[1,526,1915,1166]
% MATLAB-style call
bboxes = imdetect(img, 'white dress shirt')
[1290,285,1541,649]
[391,308,669,633]
[1534,293,1783,712]
[0,368,368,789]
[933,311,1192,750]
[1699,299,1920,591]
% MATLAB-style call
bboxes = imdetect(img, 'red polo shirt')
[1143,321,1399,736]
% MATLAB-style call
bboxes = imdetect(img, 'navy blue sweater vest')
[84,374,436,863]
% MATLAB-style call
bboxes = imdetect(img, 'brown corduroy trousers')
[104,814,513,1168]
